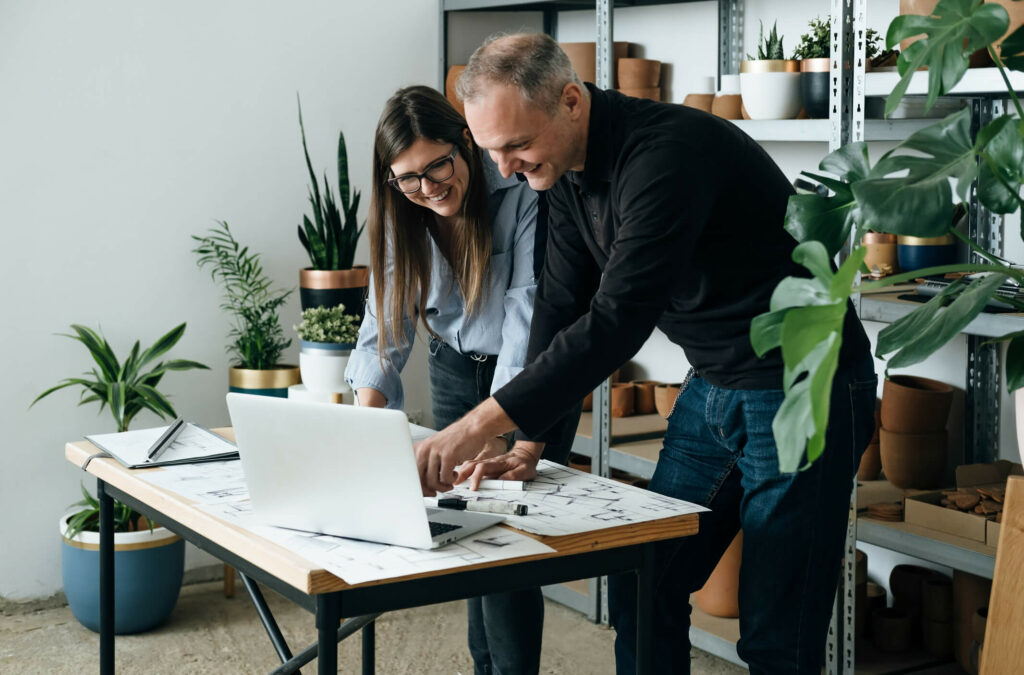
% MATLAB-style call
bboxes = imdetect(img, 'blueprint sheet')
[138,460,552,585]
[441,460,708,537]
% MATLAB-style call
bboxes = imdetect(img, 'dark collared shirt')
[497,85,869,440]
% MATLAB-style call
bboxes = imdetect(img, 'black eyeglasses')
[387,146,458,194]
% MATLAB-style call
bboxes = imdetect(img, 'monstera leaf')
[751,243,866,472]
[886,0,1009,116]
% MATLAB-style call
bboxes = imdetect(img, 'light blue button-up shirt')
[344,155,539,411]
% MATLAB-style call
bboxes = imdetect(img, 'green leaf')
[68,324,119,382]
[1006,332,1024,391]
[976,117,1024,214]
[297,94,322,209]
[157,359,210,371]
[881,273,1009,368]
[852,108,976,236]
[137,323,186,370]
[134,383,178,418]
[1001,20,1024,70]
[337,129,351,213]
[750,309,788,357]
[885,0,1009,115]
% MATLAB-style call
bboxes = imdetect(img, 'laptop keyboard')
[429,521,463,537]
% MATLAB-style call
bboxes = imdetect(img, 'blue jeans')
[428,337,579,675]
[607,356,876,674]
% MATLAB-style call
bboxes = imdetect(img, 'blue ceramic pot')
[61,511,185,634]
[897,243,957,273]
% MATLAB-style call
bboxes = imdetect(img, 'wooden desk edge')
[65,438,699,595]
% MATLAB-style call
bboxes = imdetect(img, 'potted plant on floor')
[793,17,884,118]
[294,303,360,398]
[740,21,802,120]
[192,221,299,397]
[750,0,1024,470]
[32,322,208,633]
[296,96,368,315]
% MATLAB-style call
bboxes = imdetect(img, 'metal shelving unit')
[439,0,1019,672]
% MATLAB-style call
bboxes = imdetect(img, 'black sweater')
[497,85,869,440]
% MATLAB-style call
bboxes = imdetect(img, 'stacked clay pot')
[631,380,658,415]
[879,375,953,488]
[885,564,945,652]
[560,41,630,86]
[610,382,635,418]
[922,575,955,658]
[618,58,661,101]
[654,382,681,418]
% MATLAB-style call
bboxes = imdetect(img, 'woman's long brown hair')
[369,85,491,363]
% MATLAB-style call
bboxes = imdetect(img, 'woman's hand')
[453,443,541,490]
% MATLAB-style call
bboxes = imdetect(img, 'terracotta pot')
[991,0,1024,59]
[879,428,947,488]
[923,576,954,621]
[559,41,630,86]
[881,375,954,433]
[898,0,992,67]
[631,380,658,415]
[971,606,988,645]
[695,531,742,618]
[872,607,913,653]
[864,582,887,637]
[582,391,593,411]
[891,565,938,614]
[855,549,868,586]
[617,58,661,88]
[711,94,743,119]
[953,570,992,672]
[445,65,466,117]
[621,87,661,101]
[654,383,681,418]
[855,581,868,639]
[610,382,635,418]
[858,442,882,481]
[923,619,955,659]
[682,93,713,112]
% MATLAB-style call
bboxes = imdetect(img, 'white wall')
[0,0,439,601]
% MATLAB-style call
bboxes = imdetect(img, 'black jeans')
[608,354,877,674]
[428,337,579,675]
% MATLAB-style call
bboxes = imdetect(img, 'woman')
[345,85,571,675]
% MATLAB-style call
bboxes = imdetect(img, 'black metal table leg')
[636,542,656,675]
[316,593,340,674]
[362,620,375,675]
[98,479,115,675]
[239,572,295,666]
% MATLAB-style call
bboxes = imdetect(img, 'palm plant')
[751,0,1024,471]
[297,95,364,271]
[192,221,292,370]
[32,322,208,432]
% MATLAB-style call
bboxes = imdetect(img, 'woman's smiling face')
[389,137,471,220]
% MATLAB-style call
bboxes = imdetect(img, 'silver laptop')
[225,393,505,550]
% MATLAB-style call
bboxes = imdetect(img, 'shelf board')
[443,0,704,10]
[856,517,995,579]
[866,67,1024,98]
[858,292,1024,338]
[729,118,946,143]
[575,411,667,442]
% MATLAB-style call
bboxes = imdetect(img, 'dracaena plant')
[751,0,1024,472]
[32,323,208,433]
[296,95,365,271]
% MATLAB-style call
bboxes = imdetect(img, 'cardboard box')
[987,519,1002,548]
[903,460,1022,547]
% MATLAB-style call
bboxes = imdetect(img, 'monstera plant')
[752,0,1024,471]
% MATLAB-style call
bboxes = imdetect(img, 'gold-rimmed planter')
[739,59,801,119]
[800,57,831,119]
[299,265,369,314]
[229,365,301,398]
[61,510,184,634]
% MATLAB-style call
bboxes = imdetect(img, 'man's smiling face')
[464,82,586,191]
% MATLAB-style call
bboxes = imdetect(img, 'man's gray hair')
[456,33,584,115]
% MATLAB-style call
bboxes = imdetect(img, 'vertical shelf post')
[717,0,743,90]
[966,98,1006,464]
[827,2,864,674]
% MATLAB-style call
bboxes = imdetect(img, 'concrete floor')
[0,580,745,674]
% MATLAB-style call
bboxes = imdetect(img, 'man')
[417,33,876,674]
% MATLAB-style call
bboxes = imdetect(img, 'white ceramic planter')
[299,341,353,395]
[740,71,802,119]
